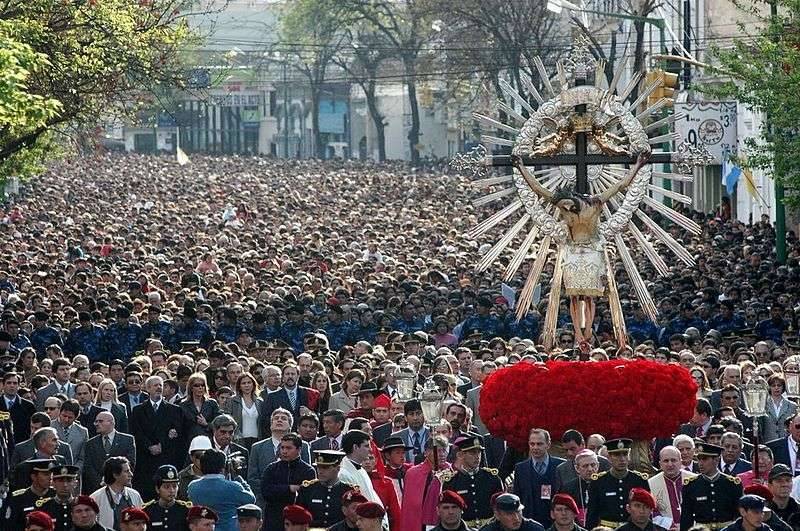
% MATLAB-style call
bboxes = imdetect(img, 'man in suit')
[52,399,89,471]
[117,371,149,418]
[390,399,430,463]
[11,427,72,490]
[719,431,752,475]
[556,429,610,485]
[765,411,800,469]
[444,402,487,466]
[129,375,182,501]
[258,362,313,436]
[9,414,73,472]
[456,359,483,398]
[74,382,103,439]
[512,427,566,527]
[34,358,75,410]
[209,414,249,479]
[465,384,485,436]
[310,409,345,453]
[1,371,36,444]
[649,446,696,529]
[82,411,136,494]
[248,408,310,507]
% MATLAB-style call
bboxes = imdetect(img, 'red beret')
[187,506,218,522]
[121,507,150,524]
[629,488,656,510]
[439,490,467,510]
[283,504,313,525]
[552,493,579,514]
[373,394,392,409]
[744,484,774,502]
[342,489,369,505]
[25,511,54,531]
[71,495,99,514]
[355,502,386,519]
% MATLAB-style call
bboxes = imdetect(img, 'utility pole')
[683,0,692,89]
[771,0,787,263]
[283,60,290,159]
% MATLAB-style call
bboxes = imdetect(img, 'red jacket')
[370,472,402,531]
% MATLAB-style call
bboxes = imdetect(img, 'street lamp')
[396,359,417,401]
[742,375,769,480]
[419,379,452,481]
[785,369,800,398]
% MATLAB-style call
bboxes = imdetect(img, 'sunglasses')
[45,406,58,411]
[192,383,206,388]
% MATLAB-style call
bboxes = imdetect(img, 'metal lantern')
[396,358,417,401]
[742,375,769,417]
[785,369,800,398]
[419,378,444,425]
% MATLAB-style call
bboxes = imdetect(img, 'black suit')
[767,436,793,467]
[258,387,312,437]
[129,400,182,500]
[78,405,104,438]
[118,391,149,419]
[0,395,35,444]
[82,430,136,494]
[372,422,393,447]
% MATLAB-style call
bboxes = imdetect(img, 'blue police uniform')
[141,319,174,341]
[249,325,279,342]
[170,319,214,351]
[350,324,377,344]
[11,335,31,353]
[506,314,539,340]
[460,315,503,339]
[280,321,314,352]
[323,322,353,351]
[215,323,245,344]
[660,317,707,345]
[706,314,746,335]
[391,317,425,334]
[29,326,63,357]
[625,318,659,344]
[755,319,787,344]
[103,322,145,361]
[65,324,107,361]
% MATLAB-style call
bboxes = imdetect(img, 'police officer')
[432,490,475,531]
[236,504,261,531]
[720,495,770,531]
[586,439,650,529]
[3,459,55,528]
[680,441,742,531]
[614,488,666,531]
[296,450,353,528]
[37,464,79,531]
[120,507,151,531]
[479,493,546,531]
[444,435,503,528]
[143,465,191,531]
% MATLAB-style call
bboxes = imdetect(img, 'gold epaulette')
[12,488,26,496]
[483,467,499,476]
[683,476,698,485]
[176,500,192,507]
[592,471,608,481]
[632,470,650,480]
[302,479,319,488]
[0,411,10,421]
[727,475,741,484]
[35,497,51,507]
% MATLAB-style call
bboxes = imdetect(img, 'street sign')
[675,101,737,163]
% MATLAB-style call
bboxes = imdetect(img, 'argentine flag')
[722,157,742,195]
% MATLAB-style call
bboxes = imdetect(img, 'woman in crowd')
[94,378,128,433]
[328,369,364,414]
[764,373,797,441]
[180,372,220,443]
[224,371,262,450]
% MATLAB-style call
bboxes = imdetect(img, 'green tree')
[708,0,800,210]
[0,0,197,183]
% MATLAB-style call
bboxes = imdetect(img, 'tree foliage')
[0,0,198,183]
[707,0,800,209]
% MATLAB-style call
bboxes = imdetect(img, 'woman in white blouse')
[764,373,798,441]
[224,371,263,450]
[328,369,365,415]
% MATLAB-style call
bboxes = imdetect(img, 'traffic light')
[645,70,663,108]
[660,71,679,107]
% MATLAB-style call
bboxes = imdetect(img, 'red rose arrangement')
[479,360,698,451]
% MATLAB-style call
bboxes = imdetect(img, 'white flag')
[501,283,517,310]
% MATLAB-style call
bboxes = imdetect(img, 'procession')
[3,0,800,530]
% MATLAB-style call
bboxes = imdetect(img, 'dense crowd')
[0,153,799,531]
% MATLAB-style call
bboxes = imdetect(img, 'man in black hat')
[142,465,191,531]
[324,305,352,352]
[216,308,245,344]
[444,435,503,528]
[719,495,770,531]
[680,442,743,531]
[37,463,80,531]
[381,436,413,505]
[236,504,261,531]
[280,304,313,353]
[1,459,55,528]
[585,439,650,529]
[29,312,62,359]
[346,382,380,420]
[170,307,213,352]
[460,298,502,342]
[766,464,800,527]
[141,305,173,343]
[480,493,546,531]
[297,450,353,528]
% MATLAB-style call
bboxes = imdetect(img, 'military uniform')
[443,467,503,527]
[2,486,55,528]
[586,439,650,530]
[615,521,668,531]
[37,496,74,531]
[143,499,192,531]
[679,473,742,531]
[297,478,353,528]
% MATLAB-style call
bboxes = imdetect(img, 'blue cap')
[739,495,766,511]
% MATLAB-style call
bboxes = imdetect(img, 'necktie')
[103,435,111,453]
[330,438,339,450]
[153,402,159,413]
[795,444,800,475]
[695,425,704,437]
[535,460,545,475]
[288,390,296,411]
[60,385,66,394]
[63,425,71,444]
[412,432,421,456]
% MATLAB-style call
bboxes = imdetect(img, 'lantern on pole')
[742,375,769,480]
[396,359,417,401]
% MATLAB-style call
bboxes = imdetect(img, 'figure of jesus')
[511,153,650,348]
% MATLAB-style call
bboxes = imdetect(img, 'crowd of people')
[0,152,798,531]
